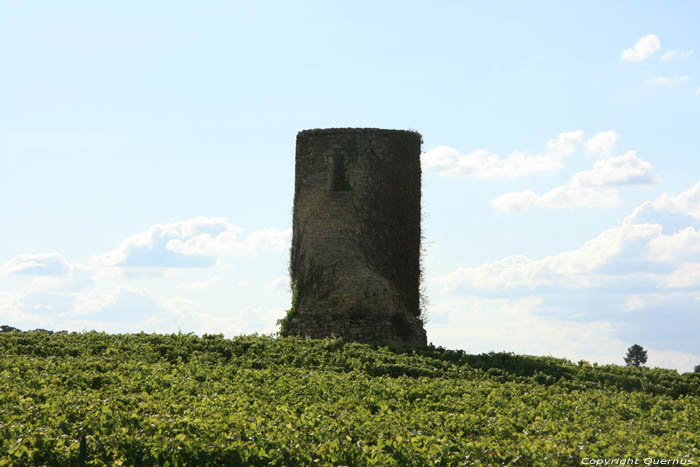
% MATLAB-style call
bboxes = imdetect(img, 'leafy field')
[1,331,698,466]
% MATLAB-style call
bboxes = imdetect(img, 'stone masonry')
[281,128,427,346]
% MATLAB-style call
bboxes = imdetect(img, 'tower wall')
[281,128,427,346]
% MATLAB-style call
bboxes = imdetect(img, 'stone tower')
[280,128,427,346]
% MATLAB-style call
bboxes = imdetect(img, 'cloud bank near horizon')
[428,183,700,372]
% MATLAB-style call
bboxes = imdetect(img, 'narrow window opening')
[329,154,349,191]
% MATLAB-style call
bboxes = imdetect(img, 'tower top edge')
[297,128,422,139]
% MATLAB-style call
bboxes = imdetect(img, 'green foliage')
[1,332,698,465]
[277,277,303,335]
[695,364,700,374]
[625,344,649,367]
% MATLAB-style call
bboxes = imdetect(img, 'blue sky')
[2,1,700,372]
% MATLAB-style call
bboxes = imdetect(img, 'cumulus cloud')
[426,296,631,368]
[5,286,169,329]
[0,291,20,312]
[93,217,291,268]
[1,220,292,336]
[421,130,583,179]
[585,131,617,157]
[489,190,539,213]
[1,253,72,276]
[661,49,693,61]
[647,227,700,264]
[71,287,166,322]
[643,75,691,86]
[648,348,700,374]
[445,213,700,295]
[434,222,662,294]
[491,186,621,213]
[0,253,94,292]
[546,130,585,157]
[265,276,289,292]
[30,265,94,292]
[0,286,164,332]
[622,295,645,312]
[621,34,660,62]
[178,276,223,289]
[434,183,700,371]
[169,227,291,259]
[626,181,700,227]
[491,151,656,213]
[2,281,284,337]
[444,190,700,293]
[570,151,658,186]
[664,263,700,288]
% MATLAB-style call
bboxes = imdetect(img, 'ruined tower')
[280,128,427,346]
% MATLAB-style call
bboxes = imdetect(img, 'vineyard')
[1,330,698,466]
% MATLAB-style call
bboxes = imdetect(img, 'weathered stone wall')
[282,313,426,346]
[282,128,427,346]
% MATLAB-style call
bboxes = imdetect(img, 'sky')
[2,1,700,372]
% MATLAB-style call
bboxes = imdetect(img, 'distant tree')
[695,364,700,374]
[1,325,21,333]
[624,344,648,367]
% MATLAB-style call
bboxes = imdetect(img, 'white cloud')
[622,295,645,312]
[442,196,700,294]
[647,227,700,264]
[491,186,621,213]
[664,263,700,288]
[647,348,700,374]
[0,291,21,314]
[0,253,94,293]
[0,286,167,331]
[30,265,94,292]
[585,131,617,157]
[66,289,211,334]
[1,253,72,276]
[3,281,285,337]
[570,151,657,187]
[1,261,291,337]
[621,34,660,62]
[696,87,700,96]
[93,217,291,268]
[492,150,657,213]
[421,130,583,179]
[661,49,693,61]
[625,181,700,226]
[165,226,291,258]
[433,184,700,372]
[490,190,540,213]
[1,230,292,336]
[178,275,223,289]
[426,296,628,367]
[71,287,163,320]
[643,75,691,86]
[546,130,585,157]
[434,222,662,293]
[265,276,289,292]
